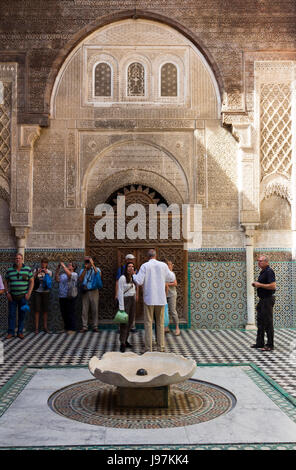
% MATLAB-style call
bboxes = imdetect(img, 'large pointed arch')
[48,13,222,117]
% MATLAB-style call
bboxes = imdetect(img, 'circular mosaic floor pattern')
[48,379,236,428]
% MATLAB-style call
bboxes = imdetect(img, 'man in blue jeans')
[4,253,34,340]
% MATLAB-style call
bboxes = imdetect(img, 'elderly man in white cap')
[132,249,175,352]
[115,254,137,332]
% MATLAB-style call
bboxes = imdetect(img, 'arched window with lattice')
[161,63,178,97]
[94,62,112,97]
[127,62,145,96]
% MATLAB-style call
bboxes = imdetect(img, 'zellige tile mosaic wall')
[188,249,296,330]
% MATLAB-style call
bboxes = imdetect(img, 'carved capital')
[19,124,41,149]
[14,226,29,240]
[231,123,253,150]
[241,223,258,240]
[222,113,255,150]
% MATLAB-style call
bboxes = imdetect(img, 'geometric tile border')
[0,366,38,418]
[0,443,295,450]
[244,366,296,422]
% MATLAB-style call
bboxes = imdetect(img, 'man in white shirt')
[132,249,175,352]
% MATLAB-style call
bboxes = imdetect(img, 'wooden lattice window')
[94,63,112,97]
[127,62,145,96]
[161,63,178,97]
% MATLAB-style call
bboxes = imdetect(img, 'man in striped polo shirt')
[4,253,34,339]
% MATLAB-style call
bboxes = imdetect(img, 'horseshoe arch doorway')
[85,184,188,327]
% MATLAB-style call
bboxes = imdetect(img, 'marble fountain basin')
[89,351,197,388]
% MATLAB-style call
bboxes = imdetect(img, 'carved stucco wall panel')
[0,64,17,185]
[201,231,245,248]
[83,137,190,210]
[0,198,15,247]
[255,61,295,234]
[86,169,184,212]
[52,19,219,119]
[202,121,240,232]
[32,128,84,242]
[0,64,17,248]
[254,230,292,248]
[80,131,192,174]
[29,23,296,251]
[260,194,291,231]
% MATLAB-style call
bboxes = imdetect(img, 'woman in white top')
[117,262,137,352]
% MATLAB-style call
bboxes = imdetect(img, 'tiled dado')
[188,249,296,330]
[188,248,293,262]
[189,260,248,330]
[254,249,294,328]
[253,249,293,262]
[188,249,246,262]
[1,248,295,332]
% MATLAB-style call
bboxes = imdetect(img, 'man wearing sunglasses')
[4,253,34,340]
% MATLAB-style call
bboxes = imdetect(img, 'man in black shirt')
[251,254,276,351]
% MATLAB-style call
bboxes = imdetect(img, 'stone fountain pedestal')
[117,385,170,408]
[89,351,197,409]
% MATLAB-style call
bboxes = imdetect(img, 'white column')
[244,227,257,330]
